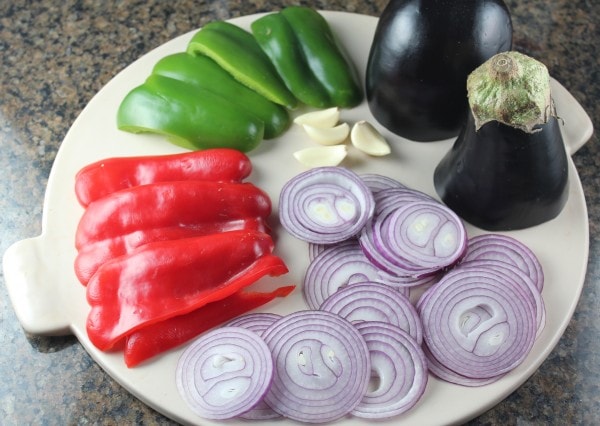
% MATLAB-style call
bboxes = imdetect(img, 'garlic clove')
[303,122,350,146]
[293,145,348,167]
[293,107,340,128]
[350,120,391,156]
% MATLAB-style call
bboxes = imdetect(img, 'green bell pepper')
[152,53,290,139]
[117,74,264,152]
[187,21,298,109]
[251,13,331,108]
[282,6,363,108]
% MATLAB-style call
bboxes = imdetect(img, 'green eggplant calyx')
[467,51,554,133]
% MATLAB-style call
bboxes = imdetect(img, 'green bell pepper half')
[276,6,363,108]
[152,53,290,139]
[187,21,298,109]
[117,74,264,152]
[251,13,332,108]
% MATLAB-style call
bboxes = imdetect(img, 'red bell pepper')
[86,229,287,351]
[75,148,253,207]
[123,285,295,367]
[75,180,271,249]
[74,217,270,285]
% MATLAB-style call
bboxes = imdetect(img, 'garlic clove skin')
[303,122,350,146]
[293,107,340,128]
[293,145,348,167]
[350,121,391,156]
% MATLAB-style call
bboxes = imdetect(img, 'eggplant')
[433,51,569,231]
[366,0,513,141]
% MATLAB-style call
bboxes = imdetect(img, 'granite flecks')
[1,0,599,424]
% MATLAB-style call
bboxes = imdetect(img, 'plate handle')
[3,237,72,336]
[551,78,594,156]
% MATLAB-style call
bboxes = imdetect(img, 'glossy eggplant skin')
[433,112,569,231]
[366,0,513,141]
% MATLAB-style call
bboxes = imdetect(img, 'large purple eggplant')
[434,51,569,231]
[366,0,513,141]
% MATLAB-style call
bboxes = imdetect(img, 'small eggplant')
[366,0,513,141]
[433,51,569,231]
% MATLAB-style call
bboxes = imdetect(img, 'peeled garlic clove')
[350,121,391,156]
[293,107,340,128]
[303,122,350,146]
[293,145,347,167]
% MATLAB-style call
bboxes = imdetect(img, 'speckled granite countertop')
[1,0,598,424]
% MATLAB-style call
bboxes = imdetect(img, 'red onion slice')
[360,173,407,193]
[419,267,538,379]
[352,322,428,418]
[262,310,371,423]
[462,234,544,291]
[361,199,467,277]
[176,326,274,420]
[224,313,282,420]
[458,259,546,337]
[279,167,375,244]
[422,341,504,387]
[225,312,282,334]
[303,240,412,310]
[319,282,423,344]
[372,186,435,207]
[308,241,329,262]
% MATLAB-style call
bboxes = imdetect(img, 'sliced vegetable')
[293,145,347,167]
[360,197,468,278]
[279,167,375,244]
[152,53,290,139]
[251,12,332,108]
[293,107,340,127]
[352,322,428,418]
[319,282,422,344]
[225,312,283,420]
[462,233,544,291]
[75,180,271,249]
[187,21,297,109]
[422,341,503,387]
[225,312,282,333]
[75,217,269,285]
[176,326,274,420]
[117,74,264,151]
[434,51,569,230]
[303,122,350,146]
[281,6,363,108]
[124,286,294,367]
[458,259,546,337]
[366,0,513,141]
[303,239,417,310]
[74,148,252,207]
[419,264,538,379]
[351,121,391,156]
[86,230,287,351]
[261,310,371,423]
[360,173,407,194]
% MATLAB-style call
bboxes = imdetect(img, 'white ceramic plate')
[3,11,593,426]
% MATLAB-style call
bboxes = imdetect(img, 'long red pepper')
[74,216,270,285]
[86,230,287,351]
[123,285,295,367]
[75,180,271,249]
[75,148,252,207]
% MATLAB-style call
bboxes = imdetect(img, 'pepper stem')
[467,51,554,133]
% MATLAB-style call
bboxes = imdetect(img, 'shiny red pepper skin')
[75,180,271,249]
[74,217,270,285]
[74,148,252,207]
[123,285,295,367]
[86,230,287,351]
